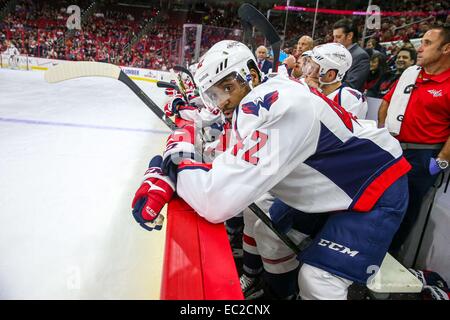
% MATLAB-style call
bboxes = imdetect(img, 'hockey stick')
[44,61,305,253]
[238,3,282,72]
[44,61,177,130]
[157,80,191,108]
[238,4,312,254]
[172,65,197,88]
[248,204,311,255]
[156,80,181,92]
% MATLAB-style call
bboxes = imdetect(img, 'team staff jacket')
[176,76,411,223]
[383,68,450,144]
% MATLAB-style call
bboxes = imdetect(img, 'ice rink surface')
[0,69,171,299]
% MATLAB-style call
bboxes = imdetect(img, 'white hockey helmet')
[194,40,258,111]
[310,43,352,84]
[301,50,313,58]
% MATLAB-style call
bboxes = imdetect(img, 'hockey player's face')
[204,74,250,120]
[303,59,320,79]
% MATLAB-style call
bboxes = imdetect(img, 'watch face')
[438,160,449,169]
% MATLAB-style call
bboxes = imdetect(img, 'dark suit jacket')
[258,59,273,75]
[343,43,370,92]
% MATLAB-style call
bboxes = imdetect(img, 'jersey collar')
[418,67,450,83]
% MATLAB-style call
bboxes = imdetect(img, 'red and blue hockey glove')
[164,95,202,126]
[132,155,175,231]
[164,97,186,118]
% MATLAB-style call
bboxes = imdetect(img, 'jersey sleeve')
[341,88,368,119]
[176,83,319,223]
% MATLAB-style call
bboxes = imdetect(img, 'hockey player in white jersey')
[304,43,368,119]
[3,40,20,69]
[240,43,373,300]
[132,40,411,299]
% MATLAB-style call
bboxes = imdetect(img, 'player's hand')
[282,55,297,69]
[269,199,296,234]
[131,155,175,231]
[164,95,201,123]
[164,87,177,97]
[164,97,185,117]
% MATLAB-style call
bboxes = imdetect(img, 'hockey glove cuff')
[132,155,175,231]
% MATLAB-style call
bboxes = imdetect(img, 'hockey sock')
[264,268,299,299]
[243,251,263,276]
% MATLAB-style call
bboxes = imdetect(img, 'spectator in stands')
[255,45,272,75]
[375,47,417,98]
[333,18,370,91]
[378,25,450,258]
[364,52,389,98]
[386,44,403,71]
[416,21,431,38]
[365,37,387,56]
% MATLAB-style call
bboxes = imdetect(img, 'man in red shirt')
[378,24,450,258]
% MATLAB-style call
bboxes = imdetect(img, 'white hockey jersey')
[4,45,19,57]
[327,86,368,119]
[176,76,410,223]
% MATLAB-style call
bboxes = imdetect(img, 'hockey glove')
[269,199,296,234]
[164,95,204,124]
[132,155,175,231]
[164,97,185,117]
[164,87,177,97]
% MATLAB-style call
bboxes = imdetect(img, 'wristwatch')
[436,158,449,170]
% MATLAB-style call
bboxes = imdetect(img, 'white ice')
[0,68,171,299]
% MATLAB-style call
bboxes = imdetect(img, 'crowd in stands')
[0,0,448,75]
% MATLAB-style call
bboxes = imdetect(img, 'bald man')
[281,36,314,78]
[297,36,314,56]
[255,45,273,75]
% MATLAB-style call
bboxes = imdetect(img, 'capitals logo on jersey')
[241,91,279,116]
[346,88,366,102]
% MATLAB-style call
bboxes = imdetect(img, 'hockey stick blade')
[172,65,197,88]
[238,3,281,72]
[44,61,121,83]
[44,62,176,130]
[157,81,180,92]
